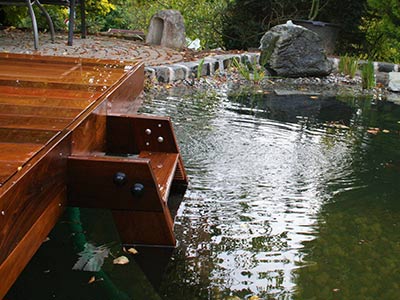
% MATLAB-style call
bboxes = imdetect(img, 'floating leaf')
[333,124,349,129]
[88,276,96,284]
[367,128,379,135]
[127,248,138,255]
[72,243,111,272]
[113,256,129,265]
[326,123,349,130]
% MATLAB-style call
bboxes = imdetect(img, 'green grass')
[232,57,265,84]
[339,55,359,78]
[361,61,375,89]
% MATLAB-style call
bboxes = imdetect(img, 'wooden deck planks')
[0,128,57,144]
[0,94,94,109]
[0,115,72,131]
[0,53,145,299]
[0,85,102,100]
[0,103,83,118]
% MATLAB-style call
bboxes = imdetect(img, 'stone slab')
[388,72,400,92]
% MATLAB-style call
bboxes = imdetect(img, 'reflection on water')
[141,89,400,300]
[8,88,400,299]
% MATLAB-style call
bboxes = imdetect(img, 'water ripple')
[141,91,373,298]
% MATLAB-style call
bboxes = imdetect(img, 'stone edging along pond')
[145,52,400,85]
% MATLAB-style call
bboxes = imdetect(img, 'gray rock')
[378,62,395,73]
[146,10,186,49]
[259,22,332,77]
[388,72,400,92]
[152,66,172,83]
[376,72,389,87]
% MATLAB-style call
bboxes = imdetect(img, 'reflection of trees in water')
[228,92,354,124]
[146,91,400,299]
[293,200,400,300]
[293,98,400,300]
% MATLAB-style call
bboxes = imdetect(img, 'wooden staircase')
[68,114,188,246]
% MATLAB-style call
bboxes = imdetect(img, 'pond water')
[8,87,400,300]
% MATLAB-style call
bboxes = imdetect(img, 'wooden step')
[67,151,179,209]
[138,151,179,202]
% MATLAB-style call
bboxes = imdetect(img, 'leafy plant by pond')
[197,58,205,80]
[232,57,265,84]
[339,55,359,78]
[361,60,375,89]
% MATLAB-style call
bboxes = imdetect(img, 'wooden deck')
[0,53,188,299]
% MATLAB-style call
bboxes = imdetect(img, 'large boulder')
[260,21,332,77]
[146,10,186,49]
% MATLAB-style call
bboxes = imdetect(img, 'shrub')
[0,0,114,33]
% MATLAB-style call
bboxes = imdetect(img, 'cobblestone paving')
[0,30,184,66]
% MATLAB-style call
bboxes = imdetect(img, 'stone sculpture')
[146,10,186,49]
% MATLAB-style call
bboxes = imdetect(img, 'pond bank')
[145,54,400,106]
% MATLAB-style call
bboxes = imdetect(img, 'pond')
[8,87,400,300]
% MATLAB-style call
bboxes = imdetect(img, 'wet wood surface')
[0,53,143,299]
[0,53,140,185]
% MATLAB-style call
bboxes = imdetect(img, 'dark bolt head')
[113,172,127,186]
[131,183,145,197]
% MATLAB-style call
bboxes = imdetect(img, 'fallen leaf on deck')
[113,256,129,265]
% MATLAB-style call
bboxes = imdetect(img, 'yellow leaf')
[249,296,260,300]
[382,129,390,133]
[88,276,96,284]
[127,247,138,255]
[333,124,349,129]
[310,96,319,100]
[367,129,379,135]
[113,256,129,265]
